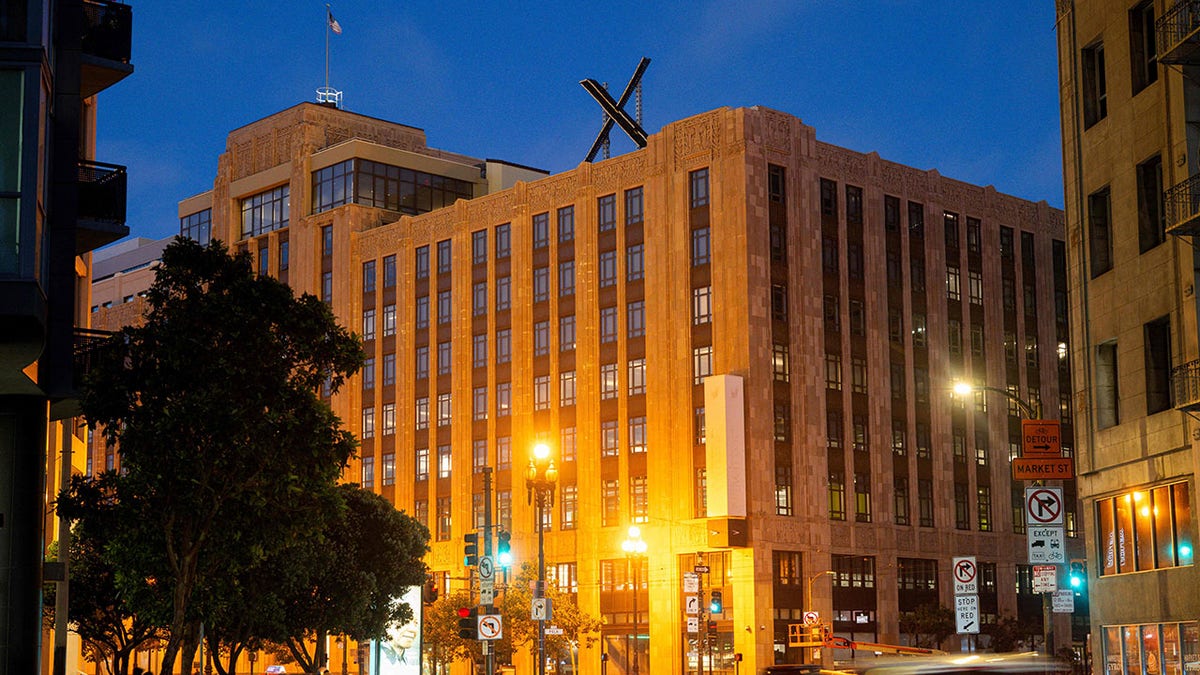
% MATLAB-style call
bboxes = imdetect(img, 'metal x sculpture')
[580,57,650,162]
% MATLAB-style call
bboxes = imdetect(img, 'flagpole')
[324,3,331,92]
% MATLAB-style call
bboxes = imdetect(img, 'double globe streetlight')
[622,526,648,675]
[525,443,558,675]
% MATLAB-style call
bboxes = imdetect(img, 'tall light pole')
[622,526,648,675]
[806,570,835,665]
[526,442,558,675]
[952,380,1053,656]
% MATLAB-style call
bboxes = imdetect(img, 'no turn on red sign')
[1025,487,1065,526]
[952,556,978,595]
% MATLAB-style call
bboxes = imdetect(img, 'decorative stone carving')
[528,174,578,210]
[674,112,721,162]
[762,110,792,155]
[817,143,867,182]
[593,153,646,193]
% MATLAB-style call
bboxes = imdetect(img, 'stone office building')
[167,101,1074,674]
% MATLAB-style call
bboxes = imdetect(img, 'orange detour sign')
[1021,420,1062,457]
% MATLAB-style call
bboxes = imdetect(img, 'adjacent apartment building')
[1,1,133,673]
[1054,1,1200,673]
[148,100,1076,675]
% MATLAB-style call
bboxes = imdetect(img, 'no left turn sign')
[478,614,503,641]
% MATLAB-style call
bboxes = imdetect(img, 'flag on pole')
[327,6,342,34]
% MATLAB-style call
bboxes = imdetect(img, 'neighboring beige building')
[145,100,1075,675]
[1054,1,1200,673]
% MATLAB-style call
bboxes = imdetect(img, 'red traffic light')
[457,607,472,618]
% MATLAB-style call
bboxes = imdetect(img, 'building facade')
[160,102,1075,675]
[1055,1,1200,673]
[1,1,133,673]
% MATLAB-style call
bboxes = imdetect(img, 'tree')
[899,603,956,649]
[272,485,430,673]
[47,475,163,675]
[74,238,364,675]
[500,563,603,672]
[984,614,1039,652]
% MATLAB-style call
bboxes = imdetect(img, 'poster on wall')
[373,585,422,675]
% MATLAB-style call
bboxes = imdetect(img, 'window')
[561,485,578,530]
[1096,341,1120,428]
[693,346,713,384]
[630,475,648,523]
[967,217,981,254]
[321,225,334,257]
[828,470,846,521]
[692,227,711,266]
[561,315,577,350]
[629,416,647,453]
[415,346,429,380]
[1082,41,1108,128]
[884,195,900,231]
[496,276,511,311]
[624,186,643,225]
[602,479,620,526]
[496,223,511,258]
[891,421,906,455]
[772,343,789,382]
[695,407,706,445]
[1096,482,1193,574]
[534,375,551,410]
[776,467,792,516]
[825,353,842,390]
[597,194,616,232]
[180,209,213,244]
[968,270,983,305]
[496,329,512,364]
[1130,1,1158,96]
[627,243,644,281]
[854,473,871,523]
[822,236,838,275]
[472,229,487,264]
[628,359,647,395]
[978,486,992,532]
[383,255,396,287]
[361,261,376,294]
[851,358,867,394]
[627,302,645,339]
[824,294,840,332]
[560,370,577,406]
[436,239,452,275]
[415,245,430,279]
[599,250,617,287]
[559,260,575,296]
[775,405,791,442]
[600,306,618,343]
[321,272,333,304]
[894,478,910,525]
[918,479,934,527]
[382,453,395,486]
[533,267,550,302]
[437,445,452,478]
[473,281,487,316]
[898,558,938,591]
[846,185,863,225]
[768,165,787,204]
[690,168,709,208]
[561,427,576,462]
[383,353,395,386]
[772,284,788,322]
[360,455,374,489]
[362,309,376,341]
[382,403,395,435]
[415,296,429,330]
[473,387,488,421]
[533,212,550,249]
[1145,316,1172,414]
[852,415,867,453]
[437,290,451,324]
[908,201,925,236]
[948,319,963,357]
[240,185,289,238]
[820,179,837,218]
[693,286,712,325]
[438,341,454,375]
[280,240,289,271]
[943,211,959,252]
[847,244,863,280]
[437,394,451,426]
[382,304,396,336]
[946,265,961,301]
[496,382,511,417]
[361,407,375,438]
[1137,155,1165,252]
[849,299,865,336]
[362,358,375,390]
[436,498,451,541]
[601,420,619,456]
[415,447,429,481]
[600,363,619,400]
[910,259,925,292]
[534,320,550,357]
[558,205,575,242]
[770,223,787,262]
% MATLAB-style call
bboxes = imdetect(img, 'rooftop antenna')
[581,57,650,162]
[318,4,344,108]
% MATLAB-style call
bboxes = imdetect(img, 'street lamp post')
[952,381,1053,656]
[526,443,558,675]
[622,526,648,675]
[806,570,835,665]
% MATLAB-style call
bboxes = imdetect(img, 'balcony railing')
[1158,0,1200,64]
[77,160,129,254]
[1164,172,1200,237]
[80,0,133,98]
[1172,359,1200,412]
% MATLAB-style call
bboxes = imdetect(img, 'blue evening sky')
[97,1,1063,242]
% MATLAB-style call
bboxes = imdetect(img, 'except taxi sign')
[1021,420,1062,457]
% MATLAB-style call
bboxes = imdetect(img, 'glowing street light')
[622,526,648,675]
[526,443,558,675]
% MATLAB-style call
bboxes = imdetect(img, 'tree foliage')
[70,238,364,675]
[899,603,956,649]
[984,614,1041,653]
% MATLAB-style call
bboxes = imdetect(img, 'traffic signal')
[463,532,478,567]
[709,590,723,614]
[1068,559,1086,594]
[497,530,512,567]
[422,576,439,604]
[456,607,478,639]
